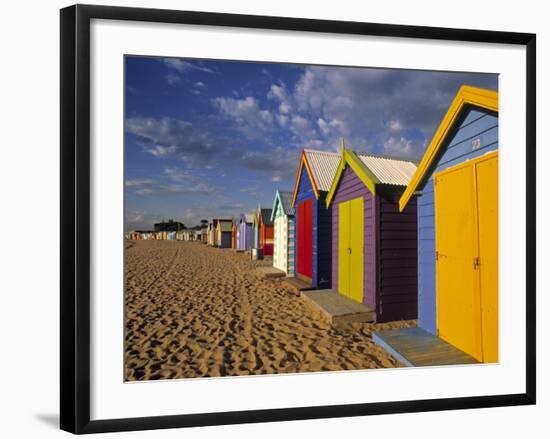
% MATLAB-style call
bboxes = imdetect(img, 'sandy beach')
[125,240,415,381]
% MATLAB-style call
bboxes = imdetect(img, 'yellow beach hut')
[374,85,499,365]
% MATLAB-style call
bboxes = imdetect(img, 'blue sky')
[125,56,497,231]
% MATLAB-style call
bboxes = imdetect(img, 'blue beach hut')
[291,149,341,289]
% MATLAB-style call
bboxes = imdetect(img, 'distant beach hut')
[167,231,176,241]
[231,219,237,249]
[325,145,418,322]
[129,231,141,240]
[291,149,341,288]
[176,231,184,241]
[271,190,295,275]
[253,208,274,256]
[237,213,254,251]
[374,86,499,364]
[208,220,219,246]
[216,219,233,248]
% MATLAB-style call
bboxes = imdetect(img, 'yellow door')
[435,151,498,363]
[338,201,350,297]
[349,197,364,303]
[435,163,482,360]
[475,154,499,362]
[338,197,364,303]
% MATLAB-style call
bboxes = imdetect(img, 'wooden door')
[338,201,351,297]
[274,215,286,272]
[297,199,313,279]
[435,152,498,362]
[338,197,364,303]
[475,154,498,362]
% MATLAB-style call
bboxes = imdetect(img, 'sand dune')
[125,240,414,381]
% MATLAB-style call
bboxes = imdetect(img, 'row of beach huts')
[127,229,203,241]
[128,86,499,366]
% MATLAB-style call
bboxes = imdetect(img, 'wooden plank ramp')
[301,289,375,327]
[373,327,479,367]
[255,266,286,279]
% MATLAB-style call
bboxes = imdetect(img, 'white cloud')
[163,58,216,74]
[317,118,330,136]
[279,102,291,114]
[268,84,286,101]
[290,114,316,138]
[388,119,402,132]
[125,117,225,167]
[125,175,219,196]
[239,146,299,183]
[166,73,181,87]
[284,66,496,159]
[212,96,274,137]
[382,136,424,159]
[278,114,288,127]
[268,83,293,115]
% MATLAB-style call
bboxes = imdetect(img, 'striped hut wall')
[331,166,376,309]
[377,195,418,323]
[417,108,498,334]
[287,216,295,276]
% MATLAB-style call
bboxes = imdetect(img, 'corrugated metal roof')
[356,153,417,186]
[279,191,295,216]
[304,149,341,192]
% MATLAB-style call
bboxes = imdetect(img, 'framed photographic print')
[60,4,536,434]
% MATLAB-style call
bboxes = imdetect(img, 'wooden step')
[281,277,314,294]
[301,289,376,327]
[255,266,286,279]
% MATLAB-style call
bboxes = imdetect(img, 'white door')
[274,215,287,272]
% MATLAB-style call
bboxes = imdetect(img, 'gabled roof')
[399,85,498,211]
[240,213,254,224]
[260,208,273,226]
[291,149,341,207]
[326,145,417,207]
[271,190,295,222]
[253,208,273,226]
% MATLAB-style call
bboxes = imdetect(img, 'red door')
[297,199,313,279]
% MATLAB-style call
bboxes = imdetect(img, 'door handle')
[347,247,352,255]
[473,256,480,270]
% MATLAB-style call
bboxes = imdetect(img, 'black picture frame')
[60,4,536,434]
